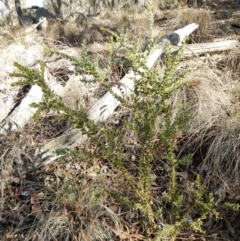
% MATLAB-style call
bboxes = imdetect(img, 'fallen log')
[0,84,43,138]
[0,70,95,139]
[0,92,17,123]
[0,68,64,138]
[2,33,236,140]
[34,23,199,166]
[183,39,239,57]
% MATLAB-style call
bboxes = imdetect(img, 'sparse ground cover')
[0,0,240,240]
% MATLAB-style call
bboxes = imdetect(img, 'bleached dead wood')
[3,30,236,141]
[1,37,236,139]
[183,40,239,57]
[35,23,199,165]
[0,93,17,123]
[44,68,65,96]
[0,67,96,139]
[0,85,43,138]
[0,68,64,138]
[0,43,44,123]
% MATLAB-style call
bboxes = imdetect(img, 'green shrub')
[10,10,218,240]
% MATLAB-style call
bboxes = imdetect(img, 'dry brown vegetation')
[0,0,240,240]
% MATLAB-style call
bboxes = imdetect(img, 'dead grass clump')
[82,27,104,44]
[61,22,82,45]
[170,64,236,190]
[173,52,240,195]
[223,50,240,79]
[213,52,240,104]
[173,8,212,42]
[130,13,152,39]
[201,117,240,189]
[173,66,233,132]
[62,75,99,111]
[43,19,65,44]
[157,0,179,9]
[102,9,131,32]
[195,48,240,191]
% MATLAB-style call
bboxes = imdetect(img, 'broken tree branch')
[183,39,239,57]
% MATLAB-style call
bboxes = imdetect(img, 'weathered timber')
[0,68,64,138]
[5,29,236,141]
[0,84,43,138]
[35,23,199,166]
[3,27,237,166]
[4,38,234,132]
[183,39,239,57]
[0,93,16,123]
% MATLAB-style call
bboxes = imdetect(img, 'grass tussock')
[203,117,240,185]
[176,66,233,131]
[174,8,212,42]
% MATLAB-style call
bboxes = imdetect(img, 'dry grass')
[171,8,212,42]
[174,48,240,190]
[203,117,240,184]
[32,166,115,241]
[1,1,240,240]
[130,12,154,38]
[197,49,240,189]
[176,66,233,131]
[0,129,128,240]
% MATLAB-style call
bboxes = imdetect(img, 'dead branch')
[183,39,239,57]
